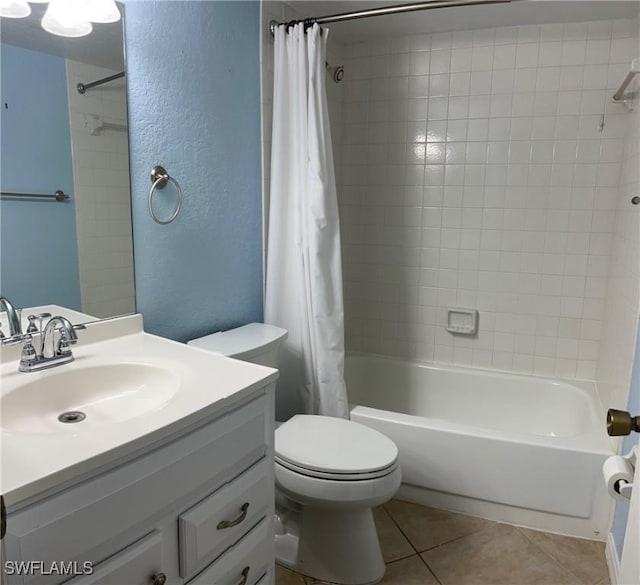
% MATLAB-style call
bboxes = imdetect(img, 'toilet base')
[275,506,385,585]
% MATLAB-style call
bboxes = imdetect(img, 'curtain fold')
[265,23,348,419]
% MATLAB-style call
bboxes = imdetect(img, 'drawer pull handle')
[217,502,249,530]
[237,566,250,585]
[150,573,167,585]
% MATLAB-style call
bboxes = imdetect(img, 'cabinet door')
[189,518,272,585]
[63,531,163,585]
[5,394,268,585]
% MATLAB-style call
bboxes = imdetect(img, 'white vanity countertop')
[0,314,278,508]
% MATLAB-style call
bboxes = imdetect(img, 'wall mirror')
[0,1,135,324]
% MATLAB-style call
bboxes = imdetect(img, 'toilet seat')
[275,456,399,481]
[275,458,402,509]
[275,415,399,481]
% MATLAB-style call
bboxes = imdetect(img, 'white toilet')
[189,323,402,585]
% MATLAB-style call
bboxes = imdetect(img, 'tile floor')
[275,499,610,585]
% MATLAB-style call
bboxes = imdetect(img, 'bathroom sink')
[1,363,179,434]
[0,313,279,506]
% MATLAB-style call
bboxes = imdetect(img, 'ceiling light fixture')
[41,0,92,37]
[0,0,121,37]
[0,0,31,18]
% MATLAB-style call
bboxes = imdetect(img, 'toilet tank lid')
[188,323,288,358]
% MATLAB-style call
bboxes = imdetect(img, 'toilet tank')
[188,323,288,368]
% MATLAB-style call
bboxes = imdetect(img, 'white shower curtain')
[265,23,348,419]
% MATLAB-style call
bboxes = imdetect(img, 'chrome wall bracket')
[150,165,170,189]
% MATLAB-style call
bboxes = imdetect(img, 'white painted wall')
[336,18,639,382]
[66,60,135,319]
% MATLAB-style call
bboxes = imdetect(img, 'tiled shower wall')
[597,57,640,408]
[66,60,135,318]
[338,18,639,381]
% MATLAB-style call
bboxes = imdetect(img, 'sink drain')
[58,411,86,424]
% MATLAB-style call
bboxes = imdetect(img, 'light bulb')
[0,0,31,18]
[82,0,119,23]
[42,0,91,37]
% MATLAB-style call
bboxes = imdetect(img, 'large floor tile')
[276,564,307,585]
[517,527,609,585]
[421,523,582,585]
[385,499,494,552]
[379,555,440,585]
[373,506,416,562]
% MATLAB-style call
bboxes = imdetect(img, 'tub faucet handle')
[607,409,640,436]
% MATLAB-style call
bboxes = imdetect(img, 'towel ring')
[148,165,183,225]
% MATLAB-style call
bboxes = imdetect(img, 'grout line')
[384,501,496,554]
[381,503,423,556]
[513,525,602,585]
[386,550,418,564]
[417,522,495,553]
[416,553,445,585]
[381,502,510,585]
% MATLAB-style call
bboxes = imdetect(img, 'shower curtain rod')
[270,0,513,35]
[77,71,125,94]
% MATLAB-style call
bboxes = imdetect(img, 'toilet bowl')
[189,323,401,585]
[275,414,401,585]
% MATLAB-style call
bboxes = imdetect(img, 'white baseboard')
[606,533,621,585]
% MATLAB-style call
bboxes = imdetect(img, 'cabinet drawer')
[188,518,272,585]
[179,458,272,580]
[64,531,162,585]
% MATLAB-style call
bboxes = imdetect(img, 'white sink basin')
[0,313,279,507]
[1,363,179,434]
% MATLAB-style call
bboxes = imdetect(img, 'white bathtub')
[345,354,615,539]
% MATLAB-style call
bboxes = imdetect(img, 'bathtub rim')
[345,351,615,453]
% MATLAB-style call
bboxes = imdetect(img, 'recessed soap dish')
[446,308,478,335]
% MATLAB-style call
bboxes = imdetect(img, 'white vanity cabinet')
[3,386,276,585]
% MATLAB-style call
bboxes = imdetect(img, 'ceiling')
[286,0,640,42]
[3,1,638,67]
[0,2,124,70]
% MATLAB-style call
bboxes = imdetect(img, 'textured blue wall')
[611,317,640,558]
[124,1,263,342]
[0,44,81,310]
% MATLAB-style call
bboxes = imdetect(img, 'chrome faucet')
[0,296,22,336]
[1,315,84,373]
[42,316,78,359]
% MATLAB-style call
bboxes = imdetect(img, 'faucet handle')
[27,313,51,334]
[27,315,38,333]
[0,333,30,346]
[57,338,74,357]
[19,335,37,367]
